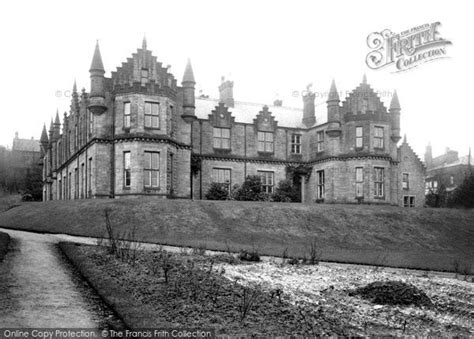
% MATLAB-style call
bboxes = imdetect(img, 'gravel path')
[0,228,123,328]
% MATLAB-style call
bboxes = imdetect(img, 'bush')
[205,182,230,200]
[238,249,261,262]
[272,179,300,202]
[232,175,266,201]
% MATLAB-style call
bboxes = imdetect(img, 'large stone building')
[41,39,425,206]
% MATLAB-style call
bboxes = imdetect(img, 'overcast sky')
[1,0,472,158]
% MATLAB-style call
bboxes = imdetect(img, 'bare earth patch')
[62,243,473,336]
[218,261,473,336]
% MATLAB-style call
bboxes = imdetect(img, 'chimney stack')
[218,76,234,108]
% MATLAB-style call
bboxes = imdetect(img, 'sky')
[0,0,473,159]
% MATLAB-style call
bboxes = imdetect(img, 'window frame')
[213,127,231,149]
[374,126,384,149]
[374,167,385,198]
[402,173,409,190]
[257,131,274,153]
[403,196,415,208]
[355,167,364,198]
[144,151,160,188]
[123,151,131,188]
[316,131,325,152]
[144,102,160,129]
[356,126,363,148]
[317,170,325,200]
[291,134,302,154]
[212,168,231,192]
[123,102,131,129]
[258,170,275,194]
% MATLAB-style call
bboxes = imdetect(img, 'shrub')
[232,175,266,201]
[238,249,261,262]
[271,179,300,202]
[205,182,230,200]
[449,173,474,208]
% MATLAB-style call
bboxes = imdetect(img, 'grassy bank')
[0,231,10,261]
[1,199,473,271]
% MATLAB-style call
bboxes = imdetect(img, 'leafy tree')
[271,179,300,202]
[205,182,230,200]
[23,165,43,201]
[449,173,474,208]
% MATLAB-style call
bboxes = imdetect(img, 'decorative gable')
[208,103,235,128]
[254,106,277,131]
[341,83,388,115]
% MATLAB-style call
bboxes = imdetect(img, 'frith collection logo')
[366,22,452,72]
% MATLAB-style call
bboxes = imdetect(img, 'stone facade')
[41,39,426,207]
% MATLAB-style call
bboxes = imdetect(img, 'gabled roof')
[12,138,41,153]
[195,97,327,128]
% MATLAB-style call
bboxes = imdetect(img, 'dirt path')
[0,229,123,327]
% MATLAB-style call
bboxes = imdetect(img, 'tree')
[449,173,474,208]
[271,179,300,202]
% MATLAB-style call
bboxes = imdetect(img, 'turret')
[326,79,342,137]
[181,58,196,122]
[40,124,49,154]
[53,110,61,141]
[218,76,234,108]
[389,90,401,143]
[48,119,54,146]
[302,84,316,127]
[88,41,107,115]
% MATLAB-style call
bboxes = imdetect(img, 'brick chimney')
[218,76,234,108]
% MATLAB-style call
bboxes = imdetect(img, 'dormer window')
[258,131,274,153]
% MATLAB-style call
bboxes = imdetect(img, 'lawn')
[60,243,473,336]
[1,198,473,271]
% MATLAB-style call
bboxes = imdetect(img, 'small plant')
[304,237,322,265]
[205,182,230,200]
[192,243,207,256]
[234,281,262,322]
[238,249,261,262]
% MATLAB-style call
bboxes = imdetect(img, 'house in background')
[40,39,426,207]
[424,145,472,195]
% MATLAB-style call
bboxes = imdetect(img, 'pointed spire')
[40,124,48,143]
[73,79,77,93]
[390,90,401,110]
[182,58,195,83]
[55,109,60,124]
[49,118,54,131]
[403,134,407,143]
[89,40,105,72]
[362,73,367,84]
[328,79,340,101]
[142,34,147,50]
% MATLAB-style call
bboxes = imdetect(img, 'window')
[258,132,274,152]
[74,168,79,199]
[89,111,94,136]
[141,69,148,86]
[123,152,131,188]
[403,196,415,208]
[144,151,160,188]
[374,126,384,148]
[58,179,62,200]
[258,171,274,194]
[402,173,409,190]
[291,134,301,154]
[213,128,231,149]
[317,131,325,152]
[145,102,159,128]
[374,167,384,198]
[356,167,364,197]
[81,163,85,199]
[88,157,92,197]
[124,102,131,128]
[317,170,325,199]
[362,98,369,112]
[75,125,78,149]
[213,168,231,191]
[356,127,363,148]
